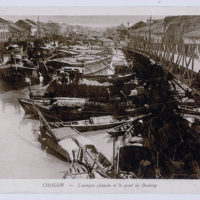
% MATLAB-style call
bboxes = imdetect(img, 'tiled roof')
[9,23,26,32]
[116,23,127,30]
[16,19,37,28]
[26,19,38,26]
[132,20,164,35]
[0,18,9,24]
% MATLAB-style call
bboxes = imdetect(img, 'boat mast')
[32,102,57,141]
[113,136,117,178]
[147,16,152,53]
[37,16,40,39]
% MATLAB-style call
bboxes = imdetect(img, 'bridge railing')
[126,37,200,91]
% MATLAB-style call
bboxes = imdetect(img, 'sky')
[1,15,165,27]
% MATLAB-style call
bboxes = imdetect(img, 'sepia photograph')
[0,6,199,189]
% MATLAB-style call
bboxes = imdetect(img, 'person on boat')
[191,160,200,178]
[105,88,111,103]
[75,68,83,83]
[10,52,15,64]
[28,86,34,100]
[183,153,200,178]
[0,54,4,64]
[23,59,28,67]
[80,68,83,81]
[65,72,70,84]
[138,159,151,178]
[60,71,69,84]
[69,70,75,83]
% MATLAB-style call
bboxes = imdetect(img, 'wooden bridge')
[124,37,200,96]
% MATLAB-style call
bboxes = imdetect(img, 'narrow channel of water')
[0,80,69,179]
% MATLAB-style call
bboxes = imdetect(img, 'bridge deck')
[125,47,200,96]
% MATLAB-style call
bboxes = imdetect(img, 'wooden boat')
[0,64,39,87]
[83,73,134,84]
[107,114,150,137]
[180,107,200,116]
[0,44,22,55]
[118,145,153,178]
[49,115,133,132]
[44,78,136,102]
[107,120,134,137]
[83,57,113,76]
[41,55,113,82]
[17,97,131,121]
[62,160,100,179]
[38,126,111,178]
[35,103,112,178]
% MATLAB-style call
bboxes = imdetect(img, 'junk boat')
[44,77,136,103]
[35,103,112,178]
[0,64,39,87]
[83,73,134,84]
[17,97,132,121]
[49,115,133,132]
[107,114,151,137]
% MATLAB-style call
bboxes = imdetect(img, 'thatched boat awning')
[55,98,86,108]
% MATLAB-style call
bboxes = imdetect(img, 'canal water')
[0,80,114,179]
[0,80,69,179]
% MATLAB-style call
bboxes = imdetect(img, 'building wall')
[15,21,32,37]
[151,33,163,43]
[0,23,10,42]
[9,28,28,41]
[31,27,37,36]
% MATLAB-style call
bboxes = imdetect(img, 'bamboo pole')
[113,136,116,178]
[31,102,57,141]
[71,137,111,179]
